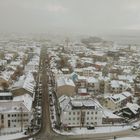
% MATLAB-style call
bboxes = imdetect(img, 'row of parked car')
[48,76,57,128]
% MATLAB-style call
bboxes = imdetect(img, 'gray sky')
[0,0,140,35]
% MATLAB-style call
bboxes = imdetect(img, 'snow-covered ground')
[0,132,27,140]
[54,125,131,135]
[110,137,140,140]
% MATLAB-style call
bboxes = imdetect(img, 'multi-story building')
[82,67,94,77]
[0,94,33,134]
[59,95,103,129]
[110,80,129,94]
[75,76,87,91]
[11,72,35,97]
[87,77,99,94]
[104,92,132,111]
[56,77,75,97]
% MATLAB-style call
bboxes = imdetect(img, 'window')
[14,114,16,117]
[8,120,10,127]
[95,111,97,114]
[1,114,4,119]
[73,112,75,115]
[87,112,89,114]
[87,117,89,120]
[77,117,79,120]
[91,112,94,114]
[69,118,71,120]
[73,117,75,120]
[8,114,10,117]
[95,117,97,120]
[69,112,71,115]
[91,117,93,120]
[77,112,80,115]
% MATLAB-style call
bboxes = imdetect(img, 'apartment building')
[110,80,130,94]
[0,94,33,134]
[59,95,103,129]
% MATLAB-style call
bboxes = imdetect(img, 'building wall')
[0,112,31,134]
[110,86,126,94]
[104,99,121,111]
[57,85,75,97]
[61,109,102,128]
[87,83,99,93]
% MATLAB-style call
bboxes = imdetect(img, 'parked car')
[87,125,95,130]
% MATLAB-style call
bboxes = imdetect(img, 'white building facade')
[59,95,103,128]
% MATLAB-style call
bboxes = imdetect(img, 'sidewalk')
[54,125,131,135]
[0,132,27,140]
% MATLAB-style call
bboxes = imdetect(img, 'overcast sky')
[0,0,140,35]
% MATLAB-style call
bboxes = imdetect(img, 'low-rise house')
[99,76,110,93]
[110,80,130,94]
[24,55,39,73]
[0,70,14,90]
[56,77,75,97]
[82,67,95,77]
[94,62,107,70]
[4,53,14,62]
[74,68,83,76]
[59,95,103,129]
[77,88,89,96]
[87,77,99,94]
[11,72,35,97]
[9,61,22,68]
[104,92,132,111]
[118,75,134,84]
[61,68,70,74]
[102,109,124,124]
[0,60,7,67]
[119,103,140,119]
[75,76,87,90]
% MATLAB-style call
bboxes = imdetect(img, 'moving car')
[131,124,140,131]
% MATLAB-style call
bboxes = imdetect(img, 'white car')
[28,138,36,140]
[131,124,140,131]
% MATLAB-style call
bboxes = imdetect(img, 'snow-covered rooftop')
[125,103,140,114]
[59,95,102,111]
[0,93,33,113]
[57,77,75,87]
[12,72,35,94]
